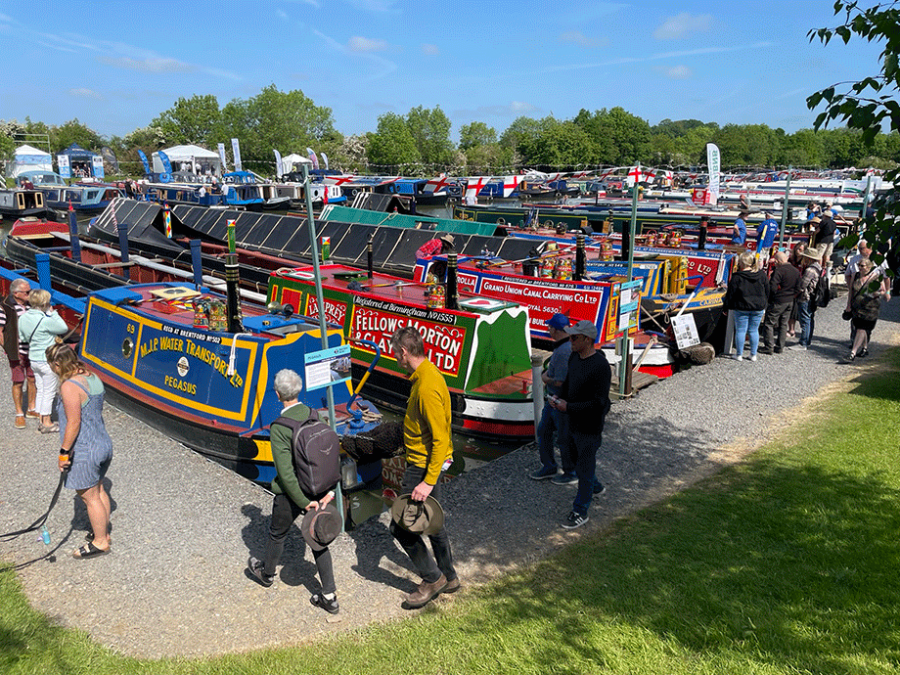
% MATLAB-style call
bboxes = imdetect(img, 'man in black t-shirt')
[549,320,612,529]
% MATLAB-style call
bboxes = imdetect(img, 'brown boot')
[404,574,447,609]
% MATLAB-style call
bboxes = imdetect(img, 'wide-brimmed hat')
[439,233,455,246]
[801,246,822,261]
[301,503,341,551]
[808,216,821,225]
[391,494,444,536]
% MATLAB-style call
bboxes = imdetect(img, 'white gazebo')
[11,144,53,177]
[152,144,221,175]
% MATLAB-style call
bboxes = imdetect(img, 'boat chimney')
[620,219,632,263]
[367,233,374,279]
[225,252,243,333]
[68,203,82,263]
[117,221,130,264]
[446,252,458,310]
[698,217,708,250]
[575,233,586,281]
[190,239,203,289]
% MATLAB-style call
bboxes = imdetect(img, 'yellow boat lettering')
[164,374,197,395]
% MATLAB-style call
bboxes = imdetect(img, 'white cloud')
[69,88,102,99]
[653,13,713,40]
[100,56,196,73]
[558,31,608,48]
[421,43,439,56]
[348,36,388,52]
[663,65,692,79]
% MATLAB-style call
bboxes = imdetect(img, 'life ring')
[496,217,506,225]
[544,220,554,228]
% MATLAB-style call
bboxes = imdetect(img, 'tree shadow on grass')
[460,458,900,674]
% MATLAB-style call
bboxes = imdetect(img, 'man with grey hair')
[246,369,340,616]
[0,278,37,428]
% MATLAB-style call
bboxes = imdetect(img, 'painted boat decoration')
[77,282,379,484]
[267,264,536,440]
[412,255,636,345]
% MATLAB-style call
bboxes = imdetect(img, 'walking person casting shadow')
[46,343,114,558]
[246,369,343,618]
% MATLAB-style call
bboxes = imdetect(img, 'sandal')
[73,542,110,559]
[38,422,59,434]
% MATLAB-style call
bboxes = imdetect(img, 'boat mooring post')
[190,239,203,290]
[117,222,130,265]
[67,204,82,263]
[778,166,792,250]
[574,233,585,281]
[531,353,544,442]
[302,162,343,528]
[367,234,374,279]
[36,253,51,291]
[446,253,459,310]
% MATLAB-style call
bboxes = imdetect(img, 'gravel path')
[1,286,898,659]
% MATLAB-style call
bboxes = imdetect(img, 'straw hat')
[801,246,822,261]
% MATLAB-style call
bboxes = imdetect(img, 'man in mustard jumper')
[389,326,460,608]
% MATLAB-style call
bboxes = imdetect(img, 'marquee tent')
[10,144,52,177]
[57,143,100,176]
[281,153,311,174]
[152,144,221,175]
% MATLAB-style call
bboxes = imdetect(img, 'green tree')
[405,105,454,167]
[52,119,103,153]
[574,107,650,165]
[527,120,597,167]
[500,116,550,166]
[777,128,825,167]
[459,122,497,150]
[150,94,222,146]
[808,0,900,275]
[366,113,420,169]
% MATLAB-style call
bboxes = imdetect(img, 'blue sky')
[0,0,886,142]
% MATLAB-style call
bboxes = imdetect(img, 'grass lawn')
[3,351,900,675]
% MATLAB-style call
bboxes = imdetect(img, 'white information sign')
[671,313,701,350]
[304,344,352,391]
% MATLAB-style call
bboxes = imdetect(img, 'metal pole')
[531,353,544,443]
[301,163,337,432]
[618,169,638,397]
[302,162,343,529]
[778,166,792,250]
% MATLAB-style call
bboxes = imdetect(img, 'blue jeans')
[562,430,603,516]
[732,309,765,356]
[797,300,814,346]
[537,402,574,473]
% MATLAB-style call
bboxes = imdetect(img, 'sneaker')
[858,348,869,358]
[758,347,773,355]
[593,480,606,495]
[443,577,462,593]
[732,354,743,362]
[405,574,447,609]
[551,472,578,485]
[246,556,274,587]
[14,415,25,429]
[788,344,807,351]
[749,355,757,362]
[773,347,783,354]
[310,592,340,615]
[529,466,558,481]
[38,422,59,434]
[562,511,589,529]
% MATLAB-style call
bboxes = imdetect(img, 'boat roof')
[17,170,67,186]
